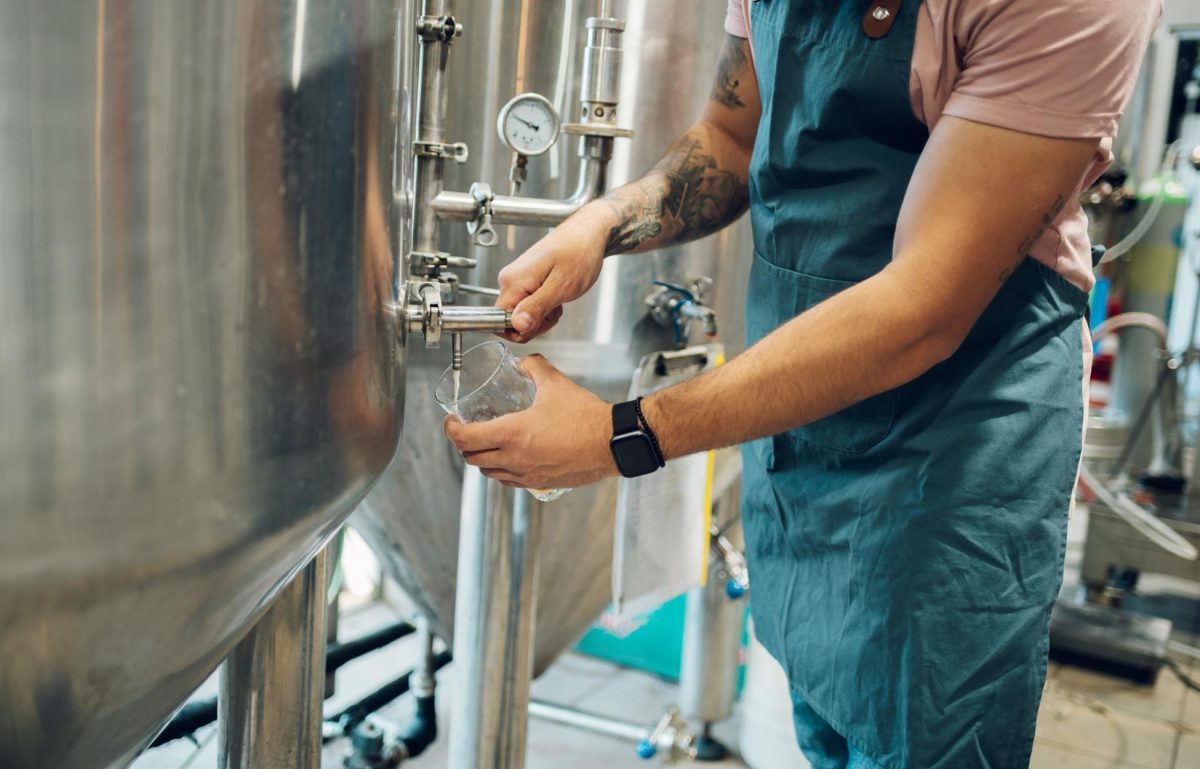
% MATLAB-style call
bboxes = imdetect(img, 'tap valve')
[646,278,718,347]
[635,708,697,764]
[711,524,749,600]
[405,283,512,349]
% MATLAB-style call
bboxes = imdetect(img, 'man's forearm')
[640,265,959,460]
[597,123,751,256]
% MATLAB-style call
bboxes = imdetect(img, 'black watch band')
[612,399,640,436]
[610,397,665,478]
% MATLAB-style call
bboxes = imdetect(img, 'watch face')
[611,433,659,478]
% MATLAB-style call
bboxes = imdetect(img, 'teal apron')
[741,2,1088,768]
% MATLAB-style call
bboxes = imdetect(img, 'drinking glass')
[435,341,570,502]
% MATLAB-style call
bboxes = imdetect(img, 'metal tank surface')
[0,2,413,768]
[353,0,752,672]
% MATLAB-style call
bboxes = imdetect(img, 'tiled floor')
[130,504,1200,769]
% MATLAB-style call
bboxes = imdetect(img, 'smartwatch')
[610,398,666,478]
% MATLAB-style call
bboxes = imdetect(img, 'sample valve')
[711,525,749,600]
[646,279,719,347]
[635,708,698,763]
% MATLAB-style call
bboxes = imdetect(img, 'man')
[445,1,1160,766]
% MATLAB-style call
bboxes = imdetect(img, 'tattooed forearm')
[711,34,749,109]
[601,130,750,255]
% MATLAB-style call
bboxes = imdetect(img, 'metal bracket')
[414,141,470,164]
[466,182,499,247]
[416,14,462,42]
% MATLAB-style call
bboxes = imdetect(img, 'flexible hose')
[1098,193,1165,264]
[1082,311,1195,559]
[1091,312,1169,346]
[1077,461,1198,560]
[1097,141,1182,265]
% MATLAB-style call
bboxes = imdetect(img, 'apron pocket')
[748,252,897,457]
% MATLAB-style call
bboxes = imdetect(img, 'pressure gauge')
[497,93,561,156]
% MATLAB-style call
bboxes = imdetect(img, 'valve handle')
[650,279,695,303]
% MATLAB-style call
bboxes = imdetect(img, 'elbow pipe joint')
[394,694,438,760]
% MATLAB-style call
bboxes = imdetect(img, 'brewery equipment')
[353,0,753,678]
[0,2,416,767]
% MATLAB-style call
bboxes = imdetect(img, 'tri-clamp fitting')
[405,282,512,349]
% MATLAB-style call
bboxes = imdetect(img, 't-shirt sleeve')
[725,0,749,38]
[944,0,1161,139]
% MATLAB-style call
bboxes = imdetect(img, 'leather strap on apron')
[863,0,903,39]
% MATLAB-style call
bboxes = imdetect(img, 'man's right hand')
[496,201,615,342]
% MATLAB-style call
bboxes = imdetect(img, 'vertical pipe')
[325,589,340,698]
[411,0,454,257]
[219,546,330,769]
[449,470,542,769]
[679,503,745,725]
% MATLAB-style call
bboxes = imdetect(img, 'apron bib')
[741,2,1088,767]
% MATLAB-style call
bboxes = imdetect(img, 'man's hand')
[496,204,612,341]
[443,355,618,489]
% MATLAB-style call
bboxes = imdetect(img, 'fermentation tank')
[0,2,414,767]
[353,0,752,672]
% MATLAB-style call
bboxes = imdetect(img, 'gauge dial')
[497,93,561,156]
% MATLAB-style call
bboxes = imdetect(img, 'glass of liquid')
[435,340,570,502]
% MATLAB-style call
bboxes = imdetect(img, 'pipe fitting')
[416,15,461,42]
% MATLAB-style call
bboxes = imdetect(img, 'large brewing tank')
[353,0,752,672]
[0,2,414,767]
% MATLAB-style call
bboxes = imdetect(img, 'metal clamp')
[561,122,634,139]
[413,141,470,164]
[406,282,445,348]
[416,14,462,42]
[466,182,499,247]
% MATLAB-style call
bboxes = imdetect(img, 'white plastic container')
[738,623,812,769]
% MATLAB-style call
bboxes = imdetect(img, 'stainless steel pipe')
[433,135,612,226]
[528,701,648,743]
[448,471,543,769]
[219,547,332,769]
[411,0,458,258]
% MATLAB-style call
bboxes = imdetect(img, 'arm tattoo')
[711,35,749,110]
[999,195,1066,284]
[1015,194,1066,260]
[600,35,752,255]
[602,132,750,255]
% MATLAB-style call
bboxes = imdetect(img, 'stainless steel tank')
[353,0,751,672]
[0,2,413,767]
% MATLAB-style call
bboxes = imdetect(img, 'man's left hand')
[443,354,618,490]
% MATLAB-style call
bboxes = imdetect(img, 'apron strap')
[862,0,903,39]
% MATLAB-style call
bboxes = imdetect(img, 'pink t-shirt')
[726,0,1162,292]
